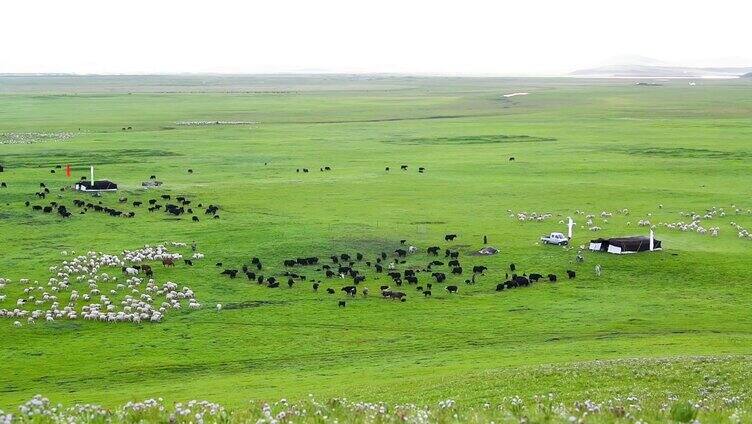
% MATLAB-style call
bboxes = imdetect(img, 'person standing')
[483,235,488,245]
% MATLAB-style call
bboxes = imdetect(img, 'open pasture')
[1,75,752,413]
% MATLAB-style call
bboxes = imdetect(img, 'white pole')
[567,217,574,239]
[649,229,655,251]
[90,165,94,183]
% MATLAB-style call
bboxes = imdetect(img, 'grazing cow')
[529,273,542,282]
[472,265,487,274]
[221,269,238,278]
[567,270,576,279]
[448,259,460,267]
[496,283,507,291]
[288,278,295,288]
[418,167,425,173]
[356,252,363,261]
[251,257,261,264]
[341,286,357,297]
[338,300,346,307]
[509,263,516,272]
[184,259,193,266]
[354,275,366,284]
[303,168,309,173]
[161,194,170,200]
[312,283,320,291]
[192,216,200,222]
[509,157,515,161]
[118,197,127,203]
[423,290,432,297]
[385,167,390,171]
[374,263,383,273]
[162,258,175,267]
[133,201,142,207]
[188,169,193,174]
[246,271,256,280]
[452,267,463,275]
[216,262,223,267]
[446,285,458,293]
[445,234,458,241]
[324,166,331,171]
[400,165,408,170]
[546,273,556,282]
[513,276,530,286]
[394,249,407,257]
[380,285,390,291]
[427,246,440,256]
[284,259,296,267]
[385,290,406,300]
[0,182,6,188]
[432,272,446,283]
[325,270,335,278]
[406,276,418,284]
[326,288,335,294]
[268,281,280,288]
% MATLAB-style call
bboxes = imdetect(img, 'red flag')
[65,164,71,177]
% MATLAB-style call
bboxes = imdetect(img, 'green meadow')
[0,75,751,417]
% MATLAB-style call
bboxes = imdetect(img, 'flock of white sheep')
[512,205,752,241]
[509,210,553,222]
[0,243,203,327]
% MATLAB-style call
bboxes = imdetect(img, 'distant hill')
[742,72,752,78]
[570,64,752,78]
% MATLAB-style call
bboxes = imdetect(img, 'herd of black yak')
[18,177,220,222]
[216,235,577,307]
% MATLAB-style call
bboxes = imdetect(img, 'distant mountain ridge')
[571,64,752,78]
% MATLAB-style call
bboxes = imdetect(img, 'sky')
[2,0,751,75]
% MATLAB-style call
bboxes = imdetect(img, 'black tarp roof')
[76,180,118,190]
[590,236,661,252]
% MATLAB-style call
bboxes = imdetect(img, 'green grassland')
[1,75,751,414]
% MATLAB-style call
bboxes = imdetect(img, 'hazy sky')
[2,0,751,75]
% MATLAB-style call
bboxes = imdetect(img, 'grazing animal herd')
[1,232,584,327]
[20,177,221,223]
[0,244,203,327]
[214,233,576,307]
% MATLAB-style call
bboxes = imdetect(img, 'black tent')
[589,236,661,254]
[75,180,118,192]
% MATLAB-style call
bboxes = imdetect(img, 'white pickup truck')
[541,232,569,245]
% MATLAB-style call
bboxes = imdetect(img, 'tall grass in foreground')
[2,392,749,423]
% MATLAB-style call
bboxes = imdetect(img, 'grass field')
[1,75,751,419]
